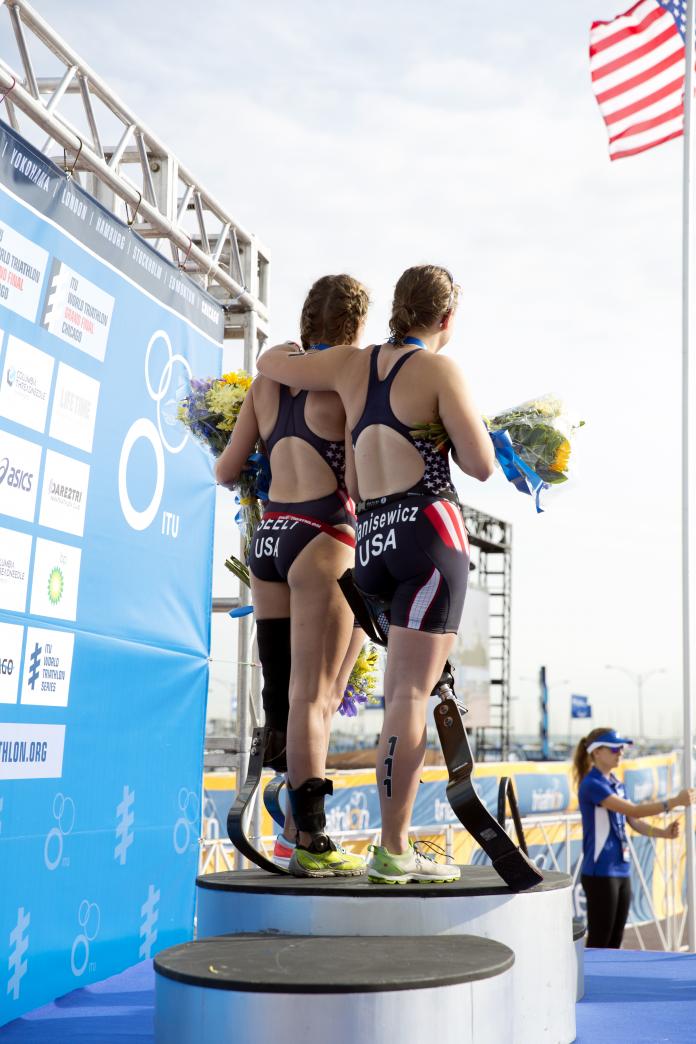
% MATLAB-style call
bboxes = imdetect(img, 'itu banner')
[0,120,221,1026]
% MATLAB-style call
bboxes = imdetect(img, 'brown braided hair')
[572,726,614,788]
[389,265,458,345]
[299,274,369,350]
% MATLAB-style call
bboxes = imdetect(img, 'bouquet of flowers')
[486,396,583,511]
[178,370,268,559]
[412,395,582,512]
[338,642,381,717]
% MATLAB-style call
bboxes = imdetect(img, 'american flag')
[590,0,690,160]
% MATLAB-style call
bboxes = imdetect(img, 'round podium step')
[573,917,587,1001]
[196,866,575,1044]
[154,933,515,1044]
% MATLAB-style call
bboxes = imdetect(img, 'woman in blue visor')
[574,727,694,948]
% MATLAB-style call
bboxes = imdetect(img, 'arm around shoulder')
[257,342,356,392]
[437,357,495,482]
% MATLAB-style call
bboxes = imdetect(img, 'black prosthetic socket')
[256,618,291,771]
[287,777,334,844]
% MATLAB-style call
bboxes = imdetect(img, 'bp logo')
[118,331,191,532]
[47,566,64,605]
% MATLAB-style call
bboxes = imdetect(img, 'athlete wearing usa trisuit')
[258,264,495,884]
[352,341,470,634]
[574,727,694,948]
[216,274,368,877]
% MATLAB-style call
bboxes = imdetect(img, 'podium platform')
[196,866,576,1044]
[153,933,515,1044]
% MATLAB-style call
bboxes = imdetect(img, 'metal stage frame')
[460,507,512,761]
[0,0,513,789]
[0,0,268,799]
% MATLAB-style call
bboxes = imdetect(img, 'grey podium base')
[573,918,587,1001]
[196,866,576,1044]
[154,933,515,1044]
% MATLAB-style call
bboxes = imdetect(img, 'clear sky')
[2,0,689,739]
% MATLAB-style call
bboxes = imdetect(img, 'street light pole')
[605,665,667,744]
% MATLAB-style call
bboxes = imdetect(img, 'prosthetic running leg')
[339,569,543,892]
[433,665,542,891]
[227,726,290,875]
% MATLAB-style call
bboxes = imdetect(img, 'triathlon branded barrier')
[0,119,221,1026]
[202,752,682,939]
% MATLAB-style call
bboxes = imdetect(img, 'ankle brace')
[287,777,333,836]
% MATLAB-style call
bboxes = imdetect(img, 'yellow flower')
[222,370,252,390]
[550,438,570,473]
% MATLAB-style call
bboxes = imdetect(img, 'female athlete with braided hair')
[258,264,494,883]
[216,274,369,877]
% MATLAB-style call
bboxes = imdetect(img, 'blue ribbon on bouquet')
[230,452,271,616]
[489,430,549,514]
[233,451,271,529]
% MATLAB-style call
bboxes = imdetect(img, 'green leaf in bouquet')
[224,555,250,588]
[409,419,451,452]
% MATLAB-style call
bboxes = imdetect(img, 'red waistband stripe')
[262,511,356,548]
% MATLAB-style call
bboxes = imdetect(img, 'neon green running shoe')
[288,835,366,878]
[367,841,460,884]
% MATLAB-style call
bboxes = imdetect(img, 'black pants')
[581,874,632,948]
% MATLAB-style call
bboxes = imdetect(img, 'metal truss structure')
[0,0,269,832]
[461,507,512,761]
[0,0,269,349]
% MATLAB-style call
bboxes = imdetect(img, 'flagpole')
[682,0,696,954]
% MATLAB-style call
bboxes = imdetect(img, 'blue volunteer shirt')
[578,766,631,877]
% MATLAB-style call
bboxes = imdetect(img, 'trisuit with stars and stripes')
[249,382,356,584]
[351,344,470,634]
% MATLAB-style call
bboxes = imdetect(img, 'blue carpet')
[577,950,696,1043]
[1,949,695,1042]
[0,961,155,1043]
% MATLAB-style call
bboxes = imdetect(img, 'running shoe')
[288,834,366,877]
[367,841,460,884]
[272,834,296,870]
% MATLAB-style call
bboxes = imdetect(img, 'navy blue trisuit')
[249,384,356,583]
[351,344,470,634]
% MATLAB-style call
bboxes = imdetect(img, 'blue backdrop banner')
[0,120,221,1026]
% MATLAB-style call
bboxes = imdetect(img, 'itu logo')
[70,900,100,977]
[173,787,199,854]
[118,331,190,533]
[44,792,75,870]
